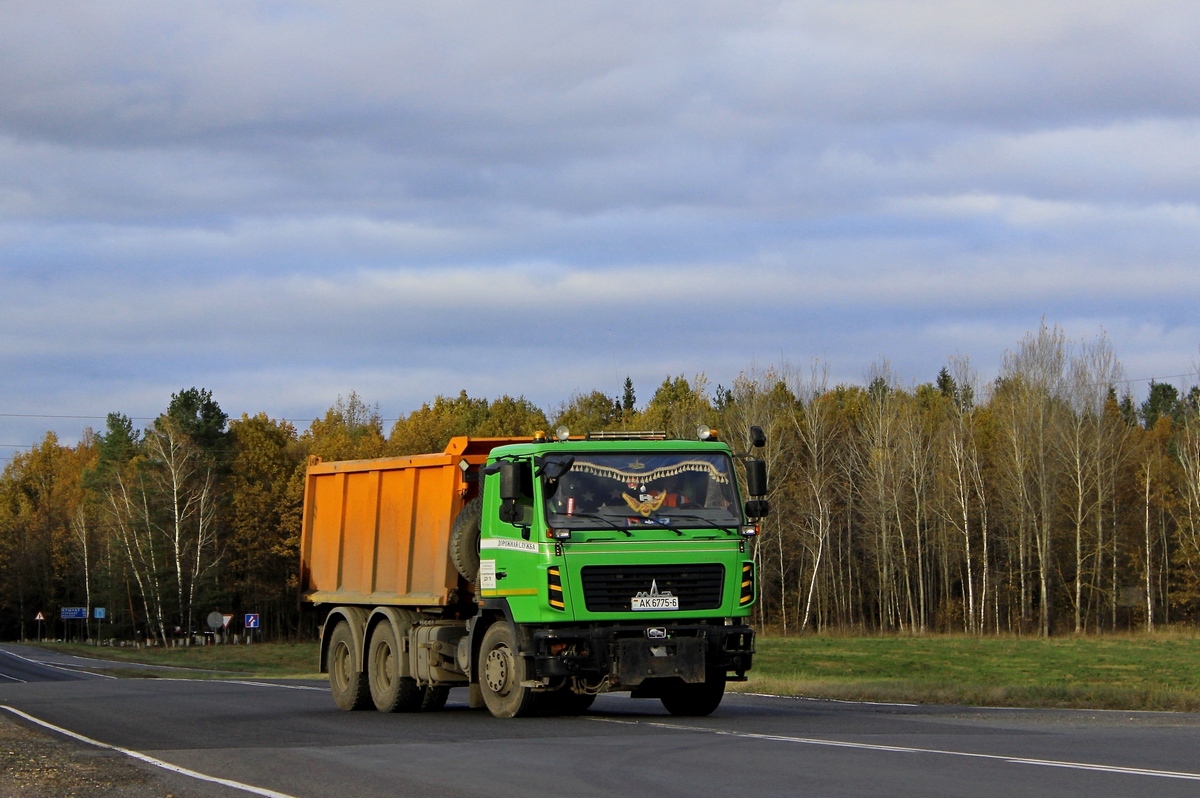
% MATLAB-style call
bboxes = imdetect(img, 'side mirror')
[536,456,574,481]
[750,425,766,449]
[500,503,534,526]
[485,460,529,525]
[744,459,767,497]
[498,461,521,501]
[745,499,770,519]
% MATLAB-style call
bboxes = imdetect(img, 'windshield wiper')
[650,513,739,534]
[551,512,633,536]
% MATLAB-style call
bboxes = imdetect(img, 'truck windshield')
[543,452,741,530]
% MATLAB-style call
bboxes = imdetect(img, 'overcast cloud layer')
[3,2,1200,456]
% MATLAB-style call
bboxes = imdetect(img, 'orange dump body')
[299,436,527,608]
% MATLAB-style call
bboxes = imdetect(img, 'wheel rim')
[484,645,513,696]
[332,641,351,691]
[373,639,394,692]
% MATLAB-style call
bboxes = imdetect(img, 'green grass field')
[738,632,1200,711]
[31,632,1200,712]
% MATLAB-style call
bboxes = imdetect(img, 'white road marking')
[146,677,327,691]
[590,717,1200,782]
[0,647,115,679]
[0,672,26,683]
[742,692,920,707]
[221,680,327,691]
[0,705,299,798]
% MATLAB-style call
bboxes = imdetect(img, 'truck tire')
[478,621,538,718]
[449,497,482,582]
[328,620,372,711]
[368,619,425,712]
[660,671,726,717]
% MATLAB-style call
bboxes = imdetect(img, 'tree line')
[3,323,1200,641]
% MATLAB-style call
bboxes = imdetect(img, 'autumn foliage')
[5,324,1200,641]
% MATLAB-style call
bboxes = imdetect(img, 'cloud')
[2,1,1200,455]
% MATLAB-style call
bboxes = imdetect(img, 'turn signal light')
[548,566,565,611]
[740,562,755,606]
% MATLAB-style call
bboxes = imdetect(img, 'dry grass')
[27,641,321,680]
[731,631,1200,712]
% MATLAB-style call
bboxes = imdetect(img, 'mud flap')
[615,637,706,686]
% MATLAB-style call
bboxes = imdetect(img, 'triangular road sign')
[222,614,234,628]
[34,611,44,621]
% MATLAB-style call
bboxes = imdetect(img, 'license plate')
[631,596,679,611]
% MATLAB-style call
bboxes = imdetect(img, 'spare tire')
[450,496,483,582]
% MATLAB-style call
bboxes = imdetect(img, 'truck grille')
[580,564,725,612]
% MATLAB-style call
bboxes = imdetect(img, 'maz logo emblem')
[631,579,680,611]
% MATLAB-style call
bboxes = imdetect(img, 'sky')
[3,1,1200,459]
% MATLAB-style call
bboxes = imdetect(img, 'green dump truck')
[300,427,768,718]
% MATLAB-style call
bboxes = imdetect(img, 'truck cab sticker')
[480,538,538,553]
[479,559,497,590]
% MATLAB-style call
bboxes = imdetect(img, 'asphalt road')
[0,644,108,683]
[3,643,1200,798]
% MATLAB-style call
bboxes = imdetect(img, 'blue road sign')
[244,613,260,629]
[94,608,106,619]
[60,607,86,620]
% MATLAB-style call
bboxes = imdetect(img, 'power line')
[1117,372,1197,385]
[0,412,403,423]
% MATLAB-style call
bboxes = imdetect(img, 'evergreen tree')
[166,387,229,455]
[1140,381,1181,429]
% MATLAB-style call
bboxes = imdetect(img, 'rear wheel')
[328,621,371,711]
[478,622,538,718]
[368,619,424,712]
[660,671,726,717]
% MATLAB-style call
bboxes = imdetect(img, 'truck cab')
[469,432,760,717]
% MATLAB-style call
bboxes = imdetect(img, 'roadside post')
[34,611,44,642]
[206,612,222,645]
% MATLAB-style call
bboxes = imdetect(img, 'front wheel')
[478,622,538,718]
[660,671,726,717]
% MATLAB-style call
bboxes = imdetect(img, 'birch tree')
[787,363,849,631]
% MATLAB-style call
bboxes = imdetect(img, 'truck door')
[479,458,540,599]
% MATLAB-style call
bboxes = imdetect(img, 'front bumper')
[528,621,754,689]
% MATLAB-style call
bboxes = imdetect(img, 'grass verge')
[28,641,321,680]
[734,633,1200,712]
